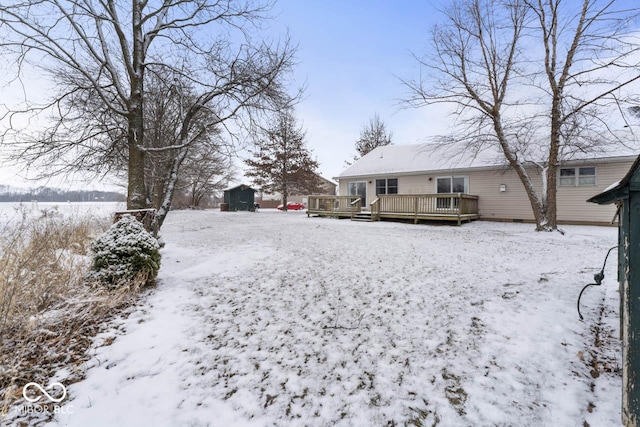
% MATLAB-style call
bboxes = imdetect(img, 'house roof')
[317,175,338,188]
[336,143,638,180]
[336,144,499,180]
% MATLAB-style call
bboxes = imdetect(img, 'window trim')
[559,166,596,187]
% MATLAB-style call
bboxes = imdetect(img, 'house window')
[376,178,398,195]
[560,167,596,187]
[436,176,468,194]
[436,176,468,209]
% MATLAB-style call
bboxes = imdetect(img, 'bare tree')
[348,113,393,164]
[0,0,296,214]
[138,68,234,227]
[403,0,640,231]
[245,109,320,210]
[175,143,233,208]
[525,0,640,228]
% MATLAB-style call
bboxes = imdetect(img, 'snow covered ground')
[41,209,621,426]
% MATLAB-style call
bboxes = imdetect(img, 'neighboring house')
[257,174,337,206]
[333,143,636,225]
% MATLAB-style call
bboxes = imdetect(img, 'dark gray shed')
[223,184,256,211]
[588,154,640,426]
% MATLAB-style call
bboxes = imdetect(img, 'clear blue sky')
[264,0,449,181]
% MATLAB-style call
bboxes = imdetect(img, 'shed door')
[236,190,254,211]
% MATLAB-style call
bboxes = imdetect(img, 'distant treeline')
[0,186,126,202]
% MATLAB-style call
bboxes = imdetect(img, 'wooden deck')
[307,194,479,226]
[306,195,363,218]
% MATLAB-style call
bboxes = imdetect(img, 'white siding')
[468,168,541,221]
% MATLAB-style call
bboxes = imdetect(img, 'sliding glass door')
[436,176,467,209]
[348,181,367,208]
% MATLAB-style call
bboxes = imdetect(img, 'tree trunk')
[546,97,562,230]
[191,184,198,207]
[127,112,147,209]
[153,148,188,231]
[493,116,548,230]
[546,162,558,229]
[510,160,548,229]
[127,0,147,210]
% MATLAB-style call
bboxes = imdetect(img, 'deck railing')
[373,193,478,220]
[307,195,362,214]
[371,198,381,221]
[308,193,479,225]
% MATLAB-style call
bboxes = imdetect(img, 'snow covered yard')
[47,210,621,427]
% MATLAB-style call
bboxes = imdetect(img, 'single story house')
[329,144,636,225]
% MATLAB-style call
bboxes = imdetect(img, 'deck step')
[351,213,372,222]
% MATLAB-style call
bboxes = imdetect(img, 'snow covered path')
[48,210,621,426]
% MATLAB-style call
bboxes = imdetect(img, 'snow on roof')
[603,180,622,193]
[337,143,639,180]
[319,175,338,187]
[337,144,505,179]
[223,184,255,192]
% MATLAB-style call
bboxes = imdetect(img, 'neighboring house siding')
[337,159,634,224]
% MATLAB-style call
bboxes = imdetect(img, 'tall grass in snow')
[0,207,137,420]
[0,208,97,339]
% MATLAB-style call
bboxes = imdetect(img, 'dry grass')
[0,207,145,423]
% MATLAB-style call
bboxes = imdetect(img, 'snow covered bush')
[89,215,161,289]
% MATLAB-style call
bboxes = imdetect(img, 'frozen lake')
[0,201,125,227]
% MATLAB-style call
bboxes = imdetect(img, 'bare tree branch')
[402,0,640,231]
[0,0,296,217]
